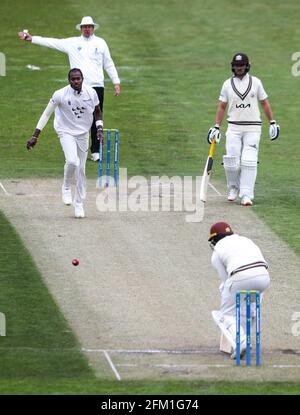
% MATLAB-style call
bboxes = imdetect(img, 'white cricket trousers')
[59,133,89,204]
[219,267,270,321]
[225,130,261,199]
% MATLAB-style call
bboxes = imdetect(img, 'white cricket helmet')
[76,16,99,30]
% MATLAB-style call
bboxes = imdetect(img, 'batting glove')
[96,126,104,143]
[269,120,280,141]
[26,136,38,150]
[207,125,221,144]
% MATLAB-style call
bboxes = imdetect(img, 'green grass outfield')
[0,0,300,394]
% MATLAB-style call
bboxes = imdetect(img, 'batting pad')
[220,332,233,354]
[239,159,257,199]
[223,155,240,188]
[212,310,238,349]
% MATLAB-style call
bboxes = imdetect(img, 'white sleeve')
[211,250,228,282]
[219,81,228,102]
[257,79,268,101]
[36,100,57,130]
[102,41,120,84]
[31,36,69,53]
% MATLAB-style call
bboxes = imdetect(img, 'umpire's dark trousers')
[90,87,104,154]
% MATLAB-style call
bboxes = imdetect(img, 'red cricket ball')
[72,259,79,266]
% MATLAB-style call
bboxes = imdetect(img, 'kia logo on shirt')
[236,103,251,108]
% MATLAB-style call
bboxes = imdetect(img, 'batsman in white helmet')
[208,222,270,359]
[207,53,280,206]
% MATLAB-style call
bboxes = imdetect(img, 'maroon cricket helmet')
[208,222,234,244]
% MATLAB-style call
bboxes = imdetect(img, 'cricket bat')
[200,138,216,203]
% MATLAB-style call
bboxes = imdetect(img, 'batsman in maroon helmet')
[208,222,270,359]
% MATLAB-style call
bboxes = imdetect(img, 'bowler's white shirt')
[219,74,268,132]
[32,34,120,88]
[50,85,99,135]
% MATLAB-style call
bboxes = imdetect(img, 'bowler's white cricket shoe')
[91,152,100,162]
[74,203,85,218]
[62,186,72,205]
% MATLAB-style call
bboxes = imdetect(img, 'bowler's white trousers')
[59,133,89,204]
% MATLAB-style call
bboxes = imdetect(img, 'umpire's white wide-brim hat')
[76,16,99,30]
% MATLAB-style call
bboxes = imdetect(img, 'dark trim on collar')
[231,75,252,101]
[73,89,83,96]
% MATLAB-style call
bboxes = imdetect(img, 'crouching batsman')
[209,222,270,359]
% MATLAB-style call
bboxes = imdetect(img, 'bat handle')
[209,139,216,157]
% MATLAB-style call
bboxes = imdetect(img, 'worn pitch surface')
[0,178,299,381]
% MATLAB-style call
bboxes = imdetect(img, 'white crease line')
[0,182,10,196]
[83,348,219,354]
[150,183,179,188]
[209,182,223,196]
[113,363,300,369]
[0,192,59,197]
[152,363,231,368]
[103,350,122,381]
[83,348,300,362]
[118,363,230,368]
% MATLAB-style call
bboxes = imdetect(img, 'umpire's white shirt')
[32,34,120,88]
[50,85,99,136]
[219,74,268,132]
